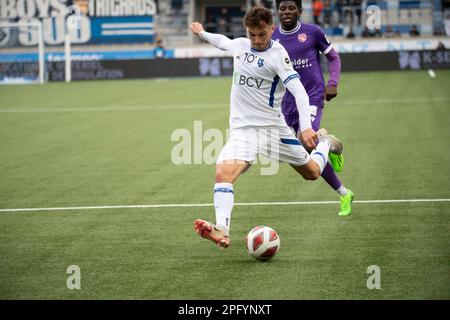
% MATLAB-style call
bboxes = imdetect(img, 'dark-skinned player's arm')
[324,48,341,101]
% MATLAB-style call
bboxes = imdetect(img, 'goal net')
[0,21,45,84]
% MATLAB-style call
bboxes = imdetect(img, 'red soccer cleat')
[194,219,231,249]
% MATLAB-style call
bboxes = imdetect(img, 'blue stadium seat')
[398,1,421,9]
[366,0,388,10]
[324,27,344,36]
[332,27,344,36]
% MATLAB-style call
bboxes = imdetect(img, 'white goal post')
[0,21,45,84]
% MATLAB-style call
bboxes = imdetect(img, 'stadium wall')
[1,49,448,82]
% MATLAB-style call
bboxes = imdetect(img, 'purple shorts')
[283,104,324,134]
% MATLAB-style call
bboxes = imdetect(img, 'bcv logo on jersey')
[233,72,264,89]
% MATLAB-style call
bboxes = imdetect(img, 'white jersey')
[200,32,301,129]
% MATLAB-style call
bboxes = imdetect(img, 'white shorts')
[216,126,311,166]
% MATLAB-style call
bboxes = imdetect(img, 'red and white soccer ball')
[245,226,280,261]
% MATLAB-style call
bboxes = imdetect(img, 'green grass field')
[0,70,449,299]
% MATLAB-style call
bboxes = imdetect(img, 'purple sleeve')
[315,25,332,54]
[325,48,341,87]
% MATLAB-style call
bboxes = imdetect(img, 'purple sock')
[321,162,342,190]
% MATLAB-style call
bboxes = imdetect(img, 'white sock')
[310,140,330,173]
[337,186,348,197]
[213,182,234,235]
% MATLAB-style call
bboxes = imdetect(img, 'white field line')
[0,98,449,113]
[0,198,449,213]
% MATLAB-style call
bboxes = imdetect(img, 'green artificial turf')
[0,70,449,299]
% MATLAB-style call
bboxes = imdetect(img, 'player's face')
[278,1,301,30]
[247,23,275,51]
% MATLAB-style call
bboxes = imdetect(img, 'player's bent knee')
[309,170,321,180]
[303,170,320,181]
[305,161,322,180]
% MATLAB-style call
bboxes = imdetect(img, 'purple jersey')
[272,22,333,115]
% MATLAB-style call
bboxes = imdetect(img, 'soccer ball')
[245,226,280,261]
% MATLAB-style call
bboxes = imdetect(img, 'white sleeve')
[199,31,234,53]
[272,46,299,85]
[271,45,311,131]
[284,77,312,131]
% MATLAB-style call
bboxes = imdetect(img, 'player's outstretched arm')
[189,22,233,51]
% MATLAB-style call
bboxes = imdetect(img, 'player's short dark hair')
[275,0,302,9]
[244,6,273,28]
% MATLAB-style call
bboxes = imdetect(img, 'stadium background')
[0,0,449,301]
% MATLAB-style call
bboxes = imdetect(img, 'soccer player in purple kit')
[273,0,354,216]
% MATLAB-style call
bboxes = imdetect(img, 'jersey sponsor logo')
[298,33,307,43]
[233,72,264,89]
[291,57,312,68]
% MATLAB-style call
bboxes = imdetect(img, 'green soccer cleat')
[338,190,354,216]
[316,128,344,172]
[328,152,344,172]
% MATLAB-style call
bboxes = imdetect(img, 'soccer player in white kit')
[190,6,343,249]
